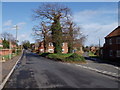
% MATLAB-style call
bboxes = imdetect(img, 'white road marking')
[0,50,24,90]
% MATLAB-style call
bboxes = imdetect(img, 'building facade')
[38,42,68,53]
[0,39,3,48]
[101,26,120,60]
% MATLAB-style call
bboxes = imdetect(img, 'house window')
[116,50,120,57]
[109,50,113,56]
[49,42,53,46]
[109,39,112,45]
[48,49,53,53]
[116,37,120,44]
[62,43,64,46]
[62,49,64,52]
[40,49,44,51]
[100,49,103,55]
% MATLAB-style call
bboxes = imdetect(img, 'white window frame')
[109,38,112,45]
[62,43,64,46]
[62,49,64,52]
[49,42,53,46]
[116,50,120,57]
[116,37,120,44]
[48,49,53,53]
[40,49,44,51]
[109,50,113,56]
[100,49,103,55]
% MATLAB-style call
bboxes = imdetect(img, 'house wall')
[62,42,68,53]
[39,42,68,53]
[103,36,120,60]
[0,40,3,48]
[0,49,12,55]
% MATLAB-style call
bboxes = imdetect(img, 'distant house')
[0,39,3,48]
[101,26,120,60]
[38,41,68,53]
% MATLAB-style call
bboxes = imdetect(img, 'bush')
[40,53,85,63]
[64,53,85,62]
[40,53,50,57]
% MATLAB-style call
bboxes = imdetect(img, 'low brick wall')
[0,49,12,56]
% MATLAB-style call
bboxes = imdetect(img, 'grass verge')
[40,53,86,63]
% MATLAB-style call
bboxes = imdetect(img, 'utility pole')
[99,38,100,48]
[14,25,19,55]
[15,25,18,42]
[9,40,12,59]
[98,38,101,56]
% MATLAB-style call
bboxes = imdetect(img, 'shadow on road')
[84,57,120,67]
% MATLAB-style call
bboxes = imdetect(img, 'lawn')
[89,51,97,57]
[40,53,86,63]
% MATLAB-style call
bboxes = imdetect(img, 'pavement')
[3,50,120,89]
[75,58,119,78]
[2,53,22,82]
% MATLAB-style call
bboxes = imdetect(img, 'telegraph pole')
[9,40,12,59]
[15,25,18,42]
[99,38,100,48]
[98,38,101,56]
[14,25,18,55]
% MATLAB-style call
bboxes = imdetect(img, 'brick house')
[101,26,120,60]
[0,39,3,48]
[38,41,68,53]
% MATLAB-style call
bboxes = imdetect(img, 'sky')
[1,2,118,46]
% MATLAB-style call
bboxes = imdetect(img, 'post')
[9,40,12,59]
[98,38,100,56]
[15,25,18,55]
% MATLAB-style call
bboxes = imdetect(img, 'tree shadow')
[85,56,120,67]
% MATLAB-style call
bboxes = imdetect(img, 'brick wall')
[0,49,12,56]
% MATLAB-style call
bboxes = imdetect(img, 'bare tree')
[1,32,16,44]
[32,21,51,52]
[33,3,71,53]
[62,16,82,53]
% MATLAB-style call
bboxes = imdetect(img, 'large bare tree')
[32,21,51,52]
[33,3,71,53]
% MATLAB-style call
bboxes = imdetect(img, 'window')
[40,49,44,51]
[48,49,53,53]
[109,50,113,56]
[109,39,112,45]
[62,49,64,52]
[116,50,120,57]
[49,42,53,46]
[100,49,103,55]
[62,43,64,46]
[116,37,120,44]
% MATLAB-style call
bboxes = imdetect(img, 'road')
[3,50,119,89]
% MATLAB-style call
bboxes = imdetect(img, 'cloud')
[3,20,12,26]
[73,9,118,24]
[3,21,27,31]
[72,8,118,46]
[17,22,26,26]
[18,34,29,43]
[81,22,118,46]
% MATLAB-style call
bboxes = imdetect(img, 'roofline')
[105,26,120,38]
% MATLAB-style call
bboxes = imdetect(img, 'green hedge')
[64,53,85,62]
[41,53,85,62]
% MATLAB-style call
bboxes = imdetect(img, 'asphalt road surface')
[3,50,119,89]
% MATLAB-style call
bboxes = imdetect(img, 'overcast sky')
[2,2,118,46]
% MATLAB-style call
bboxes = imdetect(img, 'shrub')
[64,53,85,62]
[40,53,50,57]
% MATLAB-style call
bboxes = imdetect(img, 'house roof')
[105,26,120,38]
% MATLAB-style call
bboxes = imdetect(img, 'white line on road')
[0,50,24,90]
[74,64,119,78]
